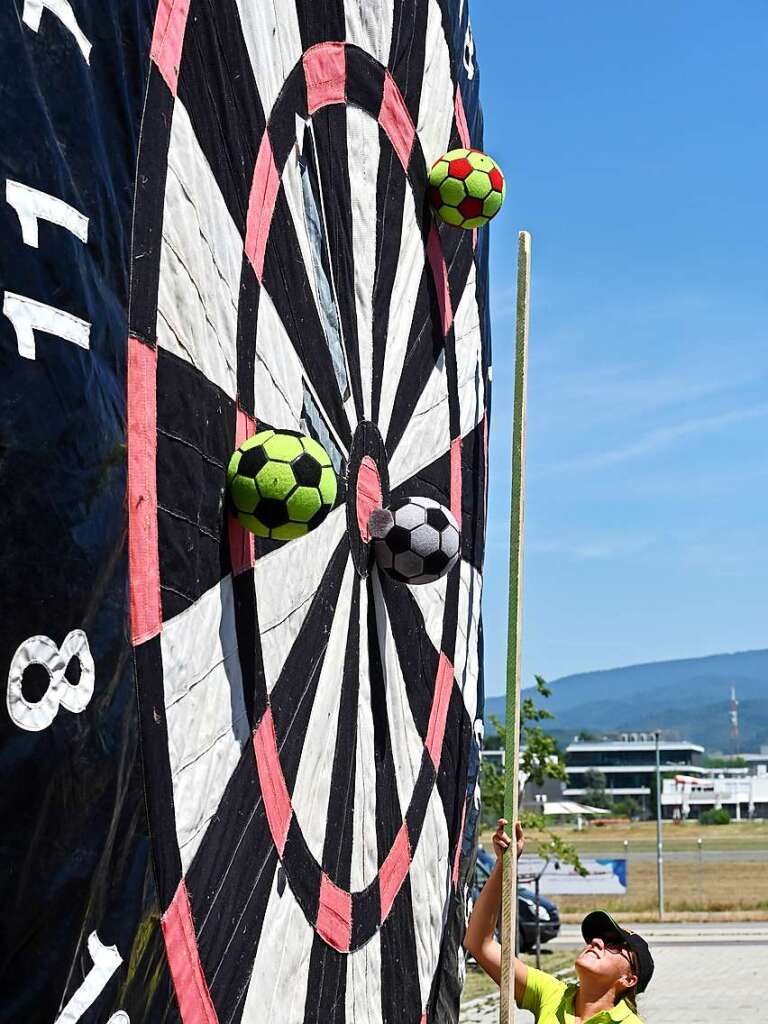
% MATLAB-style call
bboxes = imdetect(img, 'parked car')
[470,846,561,954]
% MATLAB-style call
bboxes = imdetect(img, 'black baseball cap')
[581,910,655,993]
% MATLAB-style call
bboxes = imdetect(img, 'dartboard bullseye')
[346,421,390,576]
[125,2,490,1021]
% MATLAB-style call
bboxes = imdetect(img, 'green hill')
[484,649,768,753]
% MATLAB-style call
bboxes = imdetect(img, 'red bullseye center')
[356,456,383,542]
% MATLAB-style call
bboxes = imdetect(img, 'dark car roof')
[518,886,558,914]
[474,849,559,914]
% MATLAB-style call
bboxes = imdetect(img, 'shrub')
[612,797,642,819]
[699,808,731,825]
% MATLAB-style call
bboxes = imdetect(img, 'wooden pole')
[499,231,531,1024]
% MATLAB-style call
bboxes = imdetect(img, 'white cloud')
[528,532,655,562]
[539,403,768,475]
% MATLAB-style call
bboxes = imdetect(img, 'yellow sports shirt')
[521,967,644,1023]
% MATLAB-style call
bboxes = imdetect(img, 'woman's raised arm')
[463,819,528,1003]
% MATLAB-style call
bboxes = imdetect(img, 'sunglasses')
[589,939,636,974]
[604,941,637,974]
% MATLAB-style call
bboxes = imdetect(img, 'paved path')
[551,921,768,946]
[460,924,768,1023]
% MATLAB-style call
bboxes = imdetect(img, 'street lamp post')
[654,730,665,918]
[697,836,704,909]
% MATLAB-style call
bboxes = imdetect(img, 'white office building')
[564,735,706,816]
[662,767,768,820]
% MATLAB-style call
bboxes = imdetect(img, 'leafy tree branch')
[480,675,585,874]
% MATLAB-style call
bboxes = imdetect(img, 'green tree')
[704,756,746,769]
[479,758,506,820]
[520,676,568,787]
[519,810,589,872]
[583,768,610,811]
[479,676,585,874]
[611,796,641,819]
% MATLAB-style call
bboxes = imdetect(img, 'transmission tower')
[729,684,739,754]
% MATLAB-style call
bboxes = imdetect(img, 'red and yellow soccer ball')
[428,149,506,229]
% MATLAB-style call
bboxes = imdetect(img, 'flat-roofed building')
[719,747,768,771]
[564,735,706,816]
[662,767,768,820]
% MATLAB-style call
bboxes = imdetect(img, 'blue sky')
[472,2,768,696]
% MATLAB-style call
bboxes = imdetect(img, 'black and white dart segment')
[125,1,490,1022]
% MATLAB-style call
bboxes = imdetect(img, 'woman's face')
[574,936,637,994]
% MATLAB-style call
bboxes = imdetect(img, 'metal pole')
[697,836,703,909]
[655,730,665,918]
[499,231,532,1024]
[534,875,541,970]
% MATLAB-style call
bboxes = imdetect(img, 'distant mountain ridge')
[484,649,768,753]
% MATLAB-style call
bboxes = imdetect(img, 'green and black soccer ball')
[428,148,506,229]
[227,429,337,540]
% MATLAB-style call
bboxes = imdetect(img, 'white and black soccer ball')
[371,497,460,585]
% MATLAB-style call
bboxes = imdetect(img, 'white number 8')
[6,630,94,731]
[463,22,476,80]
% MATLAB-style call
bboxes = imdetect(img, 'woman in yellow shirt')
[464,820,654,1023]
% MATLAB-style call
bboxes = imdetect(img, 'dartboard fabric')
[1,2,490,1023]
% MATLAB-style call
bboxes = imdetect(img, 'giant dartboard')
[1,1,490,1022]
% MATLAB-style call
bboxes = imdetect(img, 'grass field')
[532,819,768,852]
[554,856,768,915]
[478,819,768,916]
